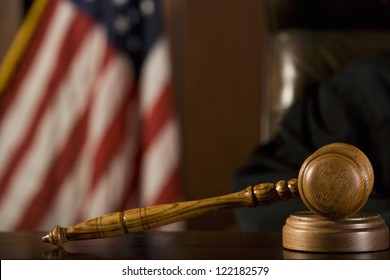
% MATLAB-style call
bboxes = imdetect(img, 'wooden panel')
[165,0,267,229]
[0,1,23,61]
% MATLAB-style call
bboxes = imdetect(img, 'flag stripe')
[141,119,180,206]
[14,22,110,228]
[139,38,171,117]
[90,79,136,189]
[0,0,182,231]
[0,0,64,175]
[39,156,89,228]
[0,0,76,202]
[138,37,180,207]
[13,17,124,228]
[0,10,108,229]
[15,98,92,229]
[77,54,137,219]
[0,7,91,205]
[80,131,137,219]
[142,82,173,151]
[38,41,117,228]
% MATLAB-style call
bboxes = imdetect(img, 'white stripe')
[80,101,138,220]
[38,155,90,229]
[38,27,109,230]
[138,36,179,207]
[0,21,107,230]
[139,37,170,116]
[87,53,133,150]
[81,136,136,220]
[45,47,134,226]
[78,52,134,219]
[140,119,180,206]
[0,1,74,174]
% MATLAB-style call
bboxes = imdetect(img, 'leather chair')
[260,0,390,144]
[234,0,390,231]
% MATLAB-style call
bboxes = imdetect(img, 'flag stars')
[112,7,143,53]
[140,0,155,16]
[112,0,129,6]
[113,15,131,34]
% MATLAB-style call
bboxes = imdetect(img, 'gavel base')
[283,211,389,252]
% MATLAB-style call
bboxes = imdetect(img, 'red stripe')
[0,10,93,205]
[0,0,181,230]
[14,43,115,229]
[76,80,137,222]
[0,0,59,123]
[141,82,173,151]
[15,98,92,230]
[116,82,177,210]
[90,81,137,189]
[139,82,180,207]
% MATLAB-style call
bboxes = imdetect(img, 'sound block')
[283,211,389,252]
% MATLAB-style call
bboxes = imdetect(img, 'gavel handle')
[43,179,299,247]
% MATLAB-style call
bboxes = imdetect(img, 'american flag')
[0,0,181,230]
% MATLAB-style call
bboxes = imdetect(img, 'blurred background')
[0,0,265,231]
[1,0,389,231]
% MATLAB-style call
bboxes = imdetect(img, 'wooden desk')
[0,231,389,260]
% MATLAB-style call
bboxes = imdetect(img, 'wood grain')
[298,142,374,219]
[283,211,389,252]
[43,180,299,247]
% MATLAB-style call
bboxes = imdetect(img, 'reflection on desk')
[0,231,389,260]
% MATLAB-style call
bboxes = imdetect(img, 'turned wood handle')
[42,179,298,247]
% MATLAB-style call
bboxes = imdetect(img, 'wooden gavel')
[43,143,375,248]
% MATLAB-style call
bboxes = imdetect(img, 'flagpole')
[0,0,49,92]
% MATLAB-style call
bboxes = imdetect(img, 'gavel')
[42,143,389,252]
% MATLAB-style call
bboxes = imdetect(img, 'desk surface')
[1,231,389,260]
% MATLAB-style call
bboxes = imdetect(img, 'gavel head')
[298,143,374,219]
